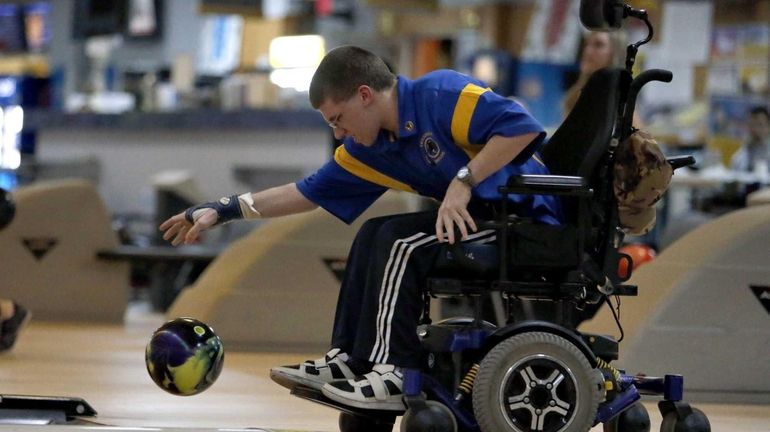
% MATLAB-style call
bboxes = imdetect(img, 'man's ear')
[358,85,374,106]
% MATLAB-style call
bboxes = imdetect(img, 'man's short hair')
[309,46,396,108]
[750,106,770,121]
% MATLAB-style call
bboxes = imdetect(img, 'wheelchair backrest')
[541,67,630,225]
[541,67,627,179]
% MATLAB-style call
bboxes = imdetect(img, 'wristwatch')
[456,166,477,187]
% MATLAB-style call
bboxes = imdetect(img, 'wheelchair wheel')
[472,331,602,432]
[603,402,650,432]
[660,407,710,432]
[339,412,395,432]
[401,400,457,432]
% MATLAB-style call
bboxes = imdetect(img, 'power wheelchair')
[284,1,711,431]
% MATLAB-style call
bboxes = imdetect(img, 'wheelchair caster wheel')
[472,332,602,432]
[401,400,457,432]
[660,407,710,432]
[339,412,395,432]
[603,402,650,432]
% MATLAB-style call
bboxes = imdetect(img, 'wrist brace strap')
[184,193,261,226]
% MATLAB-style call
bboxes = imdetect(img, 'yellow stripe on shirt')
[451,83,490,159]
[334,146,416,193]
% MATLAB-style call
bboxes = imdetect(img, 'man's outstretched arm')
[159,183,318,246]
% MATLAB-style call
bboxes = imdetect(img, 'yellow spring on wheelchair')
[456,363,480,399]
[596,358,621,382]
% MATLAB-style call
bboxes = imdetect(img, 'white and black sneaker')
[270,348,357,390]
[321,364,406,411]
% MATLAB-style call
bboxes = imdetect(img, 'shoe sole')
[321,386,406,412]
[270,368,326,391]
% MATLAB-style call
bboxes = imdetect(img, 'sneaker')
[0,303,31,352]
[270,348,357,390]
[321,364,406,411]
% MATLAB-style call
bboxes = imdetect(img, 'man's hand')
[435,179,477,244]
[159,208,218,246]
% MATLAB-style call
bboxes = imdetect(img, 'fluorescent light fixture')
[269,35,325,69]
[269,67,317,92]
[0,78,16,98]
[1,131,20,170]
[4,106,23,134]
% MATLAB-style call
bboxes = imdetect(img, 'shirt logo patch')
[420,132,445,165]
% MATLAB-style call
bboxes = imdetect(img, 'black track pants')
[330,210,495,368]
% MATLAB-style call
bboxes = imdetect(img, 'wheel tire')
[339,412,394,432]
[660,407,710,432]
[472,331,602,432]
[603,402,650,432]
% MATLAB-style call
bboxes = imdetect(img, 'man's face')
[318,87,380,147]
[748,112,770,142]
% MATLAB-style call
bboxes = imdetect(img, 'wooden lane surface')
[0,304,767,431]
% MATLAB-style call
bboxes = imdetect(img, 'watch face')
[458,167,469,179]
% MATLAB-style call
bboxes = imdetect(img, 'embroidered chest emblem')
[420,132,445,165]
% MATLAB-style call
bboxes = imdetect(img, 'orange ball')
[618,243,656,279]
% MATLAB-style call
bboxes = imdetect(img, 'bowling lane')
[1,302,768,431]
[0,303,337,431]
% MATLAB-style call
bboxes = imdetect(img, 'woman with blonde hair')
[563,31,628,117]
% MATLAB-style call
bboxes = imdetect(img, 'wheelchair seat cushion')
[433,243,499,277]
[431,223,579,277]
[508,222,579,268]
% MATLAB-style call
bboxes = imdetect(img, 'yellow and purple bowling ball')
[145,317,224,396]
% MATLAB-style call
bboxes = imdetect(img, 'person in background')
[563,31,635,121]
[731,106,770,174]
[0,299,30,353]
[726,105,770,204]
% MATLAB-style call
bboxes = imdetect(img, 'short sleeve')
[467,91,546,164]
[296,160,387,224]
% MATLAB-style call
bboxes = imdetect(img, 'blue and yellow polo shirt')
[297,70,563,225]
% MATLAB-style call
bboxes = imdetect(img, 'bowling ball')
[618,243,656,279]
[145,317,224,396]
[0,188,15,231]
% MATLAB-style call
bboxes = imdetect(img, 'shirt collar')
[396,75,418,138]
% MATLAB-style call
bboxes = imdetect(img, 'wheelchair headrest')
[580,0,625,31]
[541,67,629,179]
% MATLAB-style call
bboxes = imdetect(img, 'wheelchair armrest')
[667,155,695,171]
[502,175,593,197]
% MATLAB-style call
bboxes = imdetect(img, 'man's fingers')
[435,220,445,243]
[462,211,478,233]
[162,222,183,241]
[171,225,189,246]
[452,214,469,240]
[159,218,175,232]
[184,224,200,244]
[442,215,456,244]
[159,212,185,231]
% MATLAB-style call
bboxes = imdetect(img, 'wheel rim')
[498,354,580,432]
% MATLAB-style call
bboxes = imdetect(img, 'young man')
[159,46,562,410]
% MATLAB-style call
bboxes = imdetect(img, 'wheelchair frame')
[394,2,709,432]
